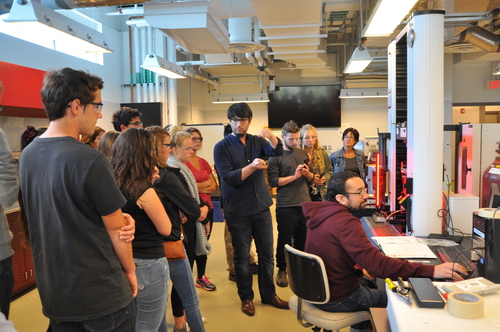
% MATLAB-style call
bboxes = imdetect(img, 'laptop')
[443,277,500,295]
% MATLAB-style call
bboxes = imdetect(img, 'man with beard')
[214,102,289,316]
[303,171,467,332]
[268,120,312,288]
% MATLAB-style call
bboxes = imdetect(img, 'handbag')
[164,225,186,261]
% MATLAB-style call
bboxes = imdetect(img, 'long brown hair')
[97,131,119,159]
[111,129,155,201]
[145,126,169,168]
[81,126,104,147]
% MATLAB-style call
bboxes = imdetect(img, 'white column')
[387,40,397,211]
[408,10,445,236]
[167,37,178,126]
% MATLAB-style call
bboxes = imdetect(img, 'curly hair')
[145,126,169,168]
[111,107,142,131]
[299,124,325,175]
[110,129,155,201]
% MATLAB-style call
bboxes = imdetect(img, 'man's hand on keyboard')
[433,262,468,281]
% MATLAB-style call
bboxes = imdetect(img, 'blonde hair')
[299,124,325,175]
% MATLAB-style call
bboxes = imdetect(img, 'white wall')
[452,62,500,104]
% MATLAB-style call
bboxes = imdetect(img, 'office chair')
[284,244,371,332]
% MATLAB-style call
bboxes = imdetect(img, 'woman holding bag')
[146,126,206,332]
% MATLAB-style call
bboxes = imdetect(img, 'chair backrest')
[284,244,330,304]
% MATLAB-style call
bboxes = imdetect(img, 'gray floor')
[9,212,349,332]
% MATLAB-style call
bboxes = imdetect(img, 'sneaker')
[276,270,288,287]
[228,271,236,282]
[173,323,190,332]
[196,275,217,291]
[250,262,259,275]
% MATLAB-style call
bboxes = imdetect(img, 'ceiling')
[3,0,500,85]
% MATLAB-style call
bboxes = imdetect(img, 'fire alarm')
[460,108,465,114]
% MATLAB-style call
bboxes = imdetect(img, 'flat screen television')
[267,85,341,129]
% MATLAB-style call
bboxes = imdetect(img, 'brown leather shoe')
[241,300,255,316]
[262,295,289,309]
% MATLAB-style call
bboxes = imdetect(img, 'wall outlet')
[322,145,327,150]
[328,145,332,150]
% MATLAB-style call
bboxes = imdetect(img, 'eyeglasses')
[163,143,171,147]
[344,189,368,196]
[88,102,103,114]
[128,121,143,127]
[344,136,356,140]
[178,146,194,151]
[230,117,250,124]
[192,137,203,142]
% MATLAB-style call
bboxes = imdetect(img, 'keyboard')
[436,245,472,272]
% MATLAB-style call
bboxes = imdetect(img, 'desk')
[386,283,500,331]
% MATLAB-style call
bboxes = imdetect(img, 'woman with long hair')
[145,126,205,332]
[80,126,104,148]
[184,127,217,291]
[97,131,119,159]
[299,124,332,201]
[110,128,172,332]
[329,127,366,179]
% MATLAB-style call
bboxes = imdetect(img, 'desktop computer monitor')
[472,212,500,283]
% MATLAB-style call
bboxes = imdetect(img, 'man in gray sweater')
[268,120,313,287]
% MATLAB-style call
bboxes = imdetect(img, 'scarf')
[167,154,212,256]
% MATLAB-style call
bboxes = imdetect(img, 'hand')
[125,271,138,297]
[204,222,211,237]
[119,213,135,242]
[258,128,275,140]
[198,205,209,221]
[293,165,304,179]
[298,164,310,178]
[433,262,468,281]
[312,174,325,186]
[251,158,266,170]
[179,211,188,224]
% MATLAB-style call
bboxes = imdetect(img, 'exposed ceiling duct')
[457,25,500,52]
[228,16,265,53]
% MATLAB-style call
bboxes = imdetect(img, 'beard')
[346,201,366,214]
[284,141,296,150]
[235,132,245,137]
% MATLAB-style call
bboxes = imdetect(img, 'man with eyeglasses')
[214,102,289,317]
[303,171,467,332]
[111,107,143,132]
[19,68,137,331]
[267,120,312,288]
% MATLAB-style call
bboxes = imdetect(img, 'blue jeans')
[316,278,387,330]
[0,256,14,319]
[163,253,205,332]
[134,257,169,332]
[275,206,307,271]
[226,209,276,302]
[50,300,135,332]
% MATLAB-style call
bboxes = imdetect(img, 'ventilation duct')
[39,0,149,10]
[457,26,500,52]
[228,17,265,53]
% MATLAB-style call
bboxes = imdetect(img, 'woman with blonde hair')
[299,124,332,201]
[146,126,205,332]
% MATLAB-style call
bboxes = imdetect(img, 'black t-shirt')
[20,137,132,321]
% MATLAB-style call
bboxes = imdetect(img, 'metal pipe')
[128,24,134,103]
[458,26,500,52]
[132,26,141,103]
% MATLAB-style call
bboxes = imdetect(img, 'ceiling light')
[212,93,270,104]
[493,66,500,75]
[141,54,186,79]
[339,88,387,99]
[3,0,112,53]
[344,47,373,74]
[364,0,419,37]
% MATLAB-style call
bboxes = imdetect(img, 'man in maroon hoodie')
[303,171,466,332]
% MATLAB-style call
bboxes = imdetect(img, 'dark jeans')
[195,209,214,279]
[275,206,307,271]
[49,300,136,332]
[0,256,14,319]
[226,209,275,302]
[316,278,387,330]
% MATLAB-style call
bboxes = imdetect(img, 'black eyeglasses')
[192,137,203,142]
[128,121,143,127]
[67,102,103,114]
[344,189,368,196]
[230,117,250,124]
[163,143,171,147]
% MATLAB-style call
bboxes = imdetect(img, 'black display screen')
[267,85,341,129]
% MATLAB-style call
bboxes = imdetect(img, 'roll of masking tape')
[447,292,484,319]
[478,208,500,219]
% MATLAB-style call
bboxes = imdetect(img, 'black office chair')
[284,244,371,332]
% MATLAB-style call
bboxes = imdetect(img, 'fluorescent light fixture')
[339,88,387,99]
[493,66,500,75]
[212,93,270,104]
[364,0,419,37]
[141,54,186,79]
[3,0,112,53]
[344,47,373,74]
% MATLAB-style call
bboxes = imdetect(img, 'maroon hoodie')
[303,200,434,302]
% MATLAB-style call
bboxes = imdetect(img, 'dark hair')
[97,131,119,159]
[41,68,103,121]
[145,125,169,168]
[342,127,360,143]
[111,107,142,131]
[21,126,47,150]
[325,171,360,202]
[227,102,253,120]
[184,127,202,137]
[110,129,155,201]
[282,120,299,136]
[80,126,104,147]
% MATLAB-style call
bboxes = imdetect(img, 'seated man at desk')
[303,171,467,332]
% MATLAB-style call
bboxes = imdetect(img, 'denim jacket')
[329,147,366,179]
